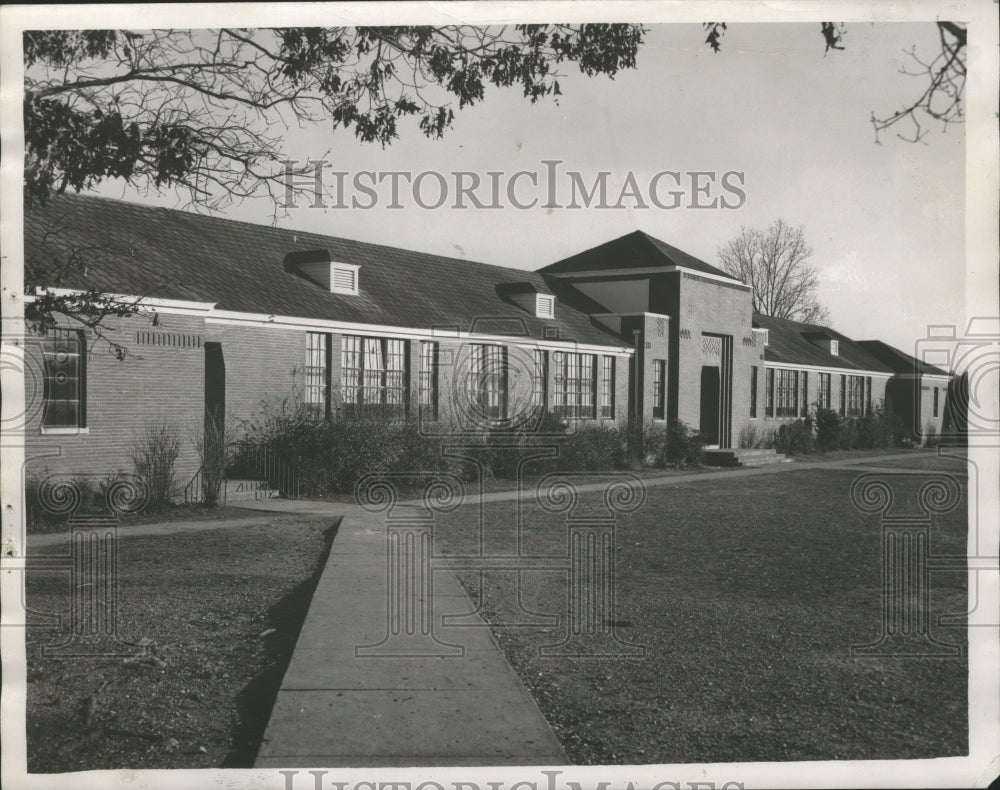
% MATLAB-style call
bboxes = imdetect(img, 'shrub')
[839,417,860,450]
[242,400,464,497]
[128,420,181,509]
[923,420,940,448]
[738,422,776,449]
[195,413,229,506]
[775,418,815,455]
[556,423,627,472]
[658,420,704,468]
[24,469,131,531]
[815,408,841,452]
[624,419,667,468]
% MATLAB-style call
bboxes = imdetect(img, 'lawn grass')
[24,517,338,772]
[25,502,264,534]
[433,460,969,764]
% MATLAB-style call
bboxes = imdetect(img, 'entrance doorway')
[700,366,720,445]
[204,342,225,434]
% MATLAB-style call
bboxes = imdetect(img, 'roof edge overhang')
[546,265,748,289]
[762,359,894,377]
[26,288,218,315]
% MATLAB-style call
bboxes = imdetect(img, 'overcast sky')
[93,22,966,356]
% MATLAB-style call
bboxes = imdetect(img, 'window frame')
[341,335,409,419]
[468,344,509,421]
[816,372,831,410]
[41,328,87,431]
[305,332,331,417]
[750,365,758,419]
[553,351,597,420]
[652,358,666,420]
[765,368,775,418]
[775,369,799,418]
[531,349,548,412]
[845,374,865,418]
[599,355,615,420]
[418,340,439,421]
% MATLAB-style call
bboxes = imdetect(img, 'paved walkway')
[241,449,960,767]
[252,500,567,767]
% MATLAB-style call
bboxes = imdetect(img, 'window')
[652,359,666,420]
[830,340,839,356]
[845,375,865,417]
[531,349,547,410]
[865,377,872,416]
[765,368,774,418]
[342,335,408,418]
[933,386,939,418]
[305,332,330,416]
[42,328,85,429]
[817,372,831,410]
[775,369,799,418]
[418,341,439,420]
[600,356,615,419]
[468,344,508,420]
[799,371,808,417]
[553,351,596,419]
[750,367,758,418]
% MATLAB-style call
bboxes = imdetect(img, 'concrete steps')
[702,448,793,468]
[224,479,279,502]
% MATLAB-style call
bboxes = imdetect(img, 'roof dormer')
[804,331,839,356]
[497,282,556,319]
[284,250,359,295]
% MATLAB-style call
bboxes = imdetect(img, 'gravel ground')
[24,517,338,772]
[435,463,969,764]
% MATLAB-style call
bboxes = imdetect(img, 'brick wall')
[209,323,305,428]
[24,312,207,493]
[648,272,755,447]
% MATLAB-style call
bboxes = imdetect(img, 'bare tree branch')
[871,21,966,144]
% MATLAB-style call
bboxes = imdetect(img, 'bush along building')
[20,194,951,500]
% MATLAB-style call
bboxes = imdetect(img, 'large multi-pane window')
[531,349,547,411]
[553,351,597,419]
[468,344,508,419]
[342,335,408,418]
[817,372,831,410]
[599,356,615,419]
[845,374,865,417]
[798,371,809,417]
[305,332,330,416]
[652,359,666,420]
[765,368,774,417]
[42,328,85,429]
[775,369,799,418]
[750,366,758,418]
[418,341,439,420]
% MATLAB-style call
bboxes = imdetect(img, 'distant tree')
[718,220,830,325]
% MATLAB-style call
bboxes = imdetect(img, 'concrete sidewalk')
[246,449,957,767]
[253,502,567,767]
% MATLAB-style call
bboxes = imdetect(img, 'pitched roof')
[24,194,622,347]
[856,340,950,377]
[753,313,895,374]
[538,229,741,281]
